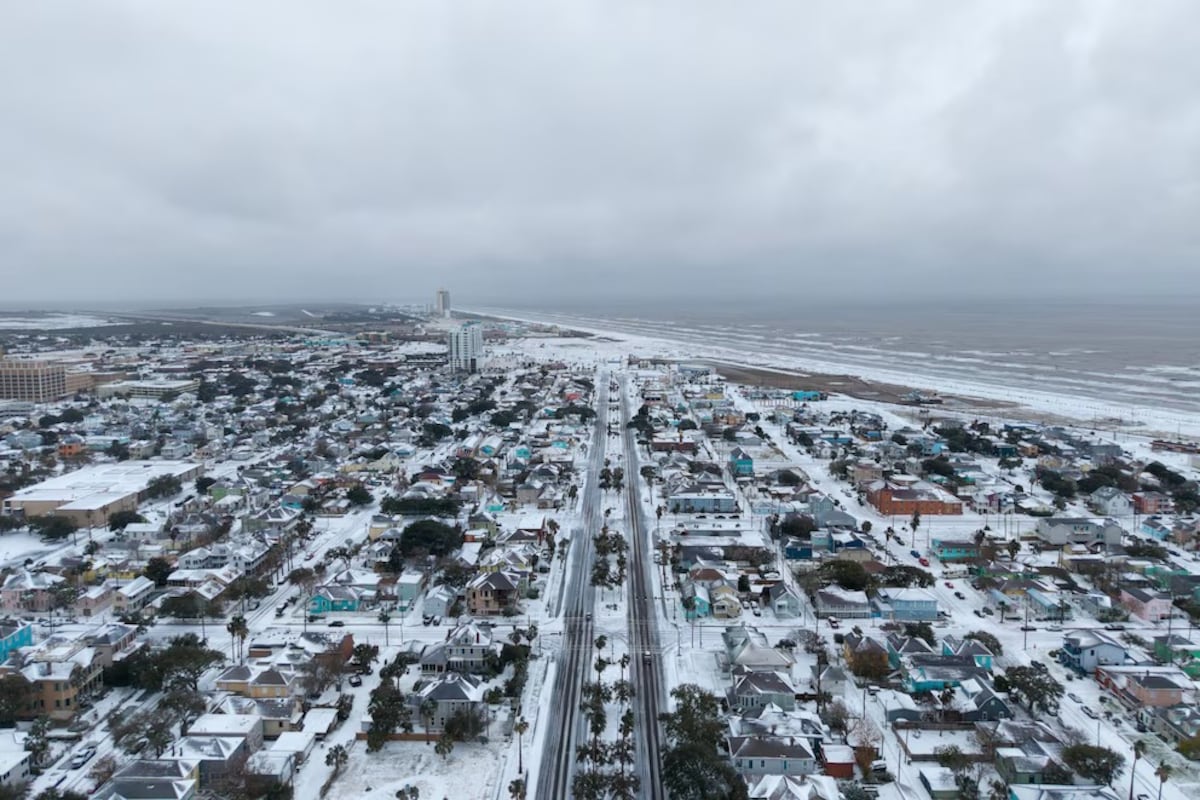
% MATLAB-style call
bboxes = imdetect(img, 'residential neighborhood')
[0,301,1198,800]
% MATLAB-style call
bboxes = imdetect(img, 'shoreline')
[699,359,1012,411]
[468,307,1200,440]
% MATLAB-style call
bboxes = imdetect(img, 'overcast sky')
[1,1,1197,309]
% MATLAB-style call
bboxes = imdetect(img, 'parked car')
[1021,625,1037,632]
[944,581,954,589]
[982,607,994,616]
[422,615,434,626]
[918,557,930,567]
[910,550,921,559]
[954,591,966,600]
[1068,693,1082,703]
[69,745,96,769]
[348,675,363,687]
[329,620,345,627]
[1082,706,1099,719]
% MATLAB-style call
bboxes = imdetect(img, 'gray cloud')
[0,1,1197,307]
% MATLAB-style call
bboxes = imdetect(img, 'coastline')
[701,359,1010,411]
[468,307,1200,439]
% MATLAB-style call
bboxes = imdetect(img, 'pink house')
[1120,587,1173,622]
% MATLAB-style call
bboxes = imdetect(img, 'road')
[619,374,666,799]
[538,372,607,799]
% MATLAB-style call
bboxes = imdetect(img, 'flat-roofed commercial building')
[0,358,67,402]
[1,460,203,525]
[97,377,201,399]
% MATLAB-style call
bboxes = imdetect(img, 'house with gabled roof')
[942,635,995,671]
[407,671,484,733]
[950,677,1011,722]
[465,570,520,616]
[727,668,797,712]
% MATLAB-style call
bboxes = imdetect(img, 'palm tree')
[226,614,249,664]
[378,609,391,646]
[514,717,529,774]
[288,567,317,632]
[1130,740,1147,800]
[1155,763,1171,800]
[325,743,349,777]
[420,698,437,732]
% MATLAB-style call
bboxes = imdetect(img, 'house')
[186,713,265,754]
[0,622,33,664]
[727,669,797,712]
[96,760,199,800]
[1059,630,1127,674]
[710,584,743,619]
[866,480,963,516]
[1133,492,1173,516]
[465,571,521,616]
[680,582,712,620]
[929,538,981,562]
[1139,703,1200,746]
[1094,665,1192,709]
[747,774,839,800]
[813,587,871,619]
[13,645,103,722]
[901,653,987,693]
[885,634,934,670]
[0,749,31,792]
[1120,587,1172,622]
[723,626,797,674]
[729,447,754,478]
[159,735,249,788]
[941,635,995,671]
[308,586,366,614]
[950,677,1011,721]
[220,696,303,739]
[1034,518,1123,548]
[1153,635,1200,677]
[1089,487,1132,518]
[0,570,65,612]
[420,623,496,674]
[422,585,458,620]
[114,575,158,615]
[407,671,484,733]
[873,587,939,621]
[87,623,140,668]
[728,735,818,777]
[842,632,889,673]
[761,583,802,618]
[75,583,114,617]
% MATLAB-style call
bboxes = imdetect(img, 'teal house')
[681,583,712,620]
[309,586,363,614]
[929,538,981,562]
[0,622,32,664]
[729,447,754,477]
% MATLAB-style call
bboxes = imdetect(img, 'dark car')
[348,675,363,687]
[329,620,345,627]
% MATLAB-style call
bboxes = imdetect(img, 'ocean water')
[483,299,1200,416]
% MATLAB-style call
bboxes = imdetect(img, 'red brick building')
[866,481,963,516]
